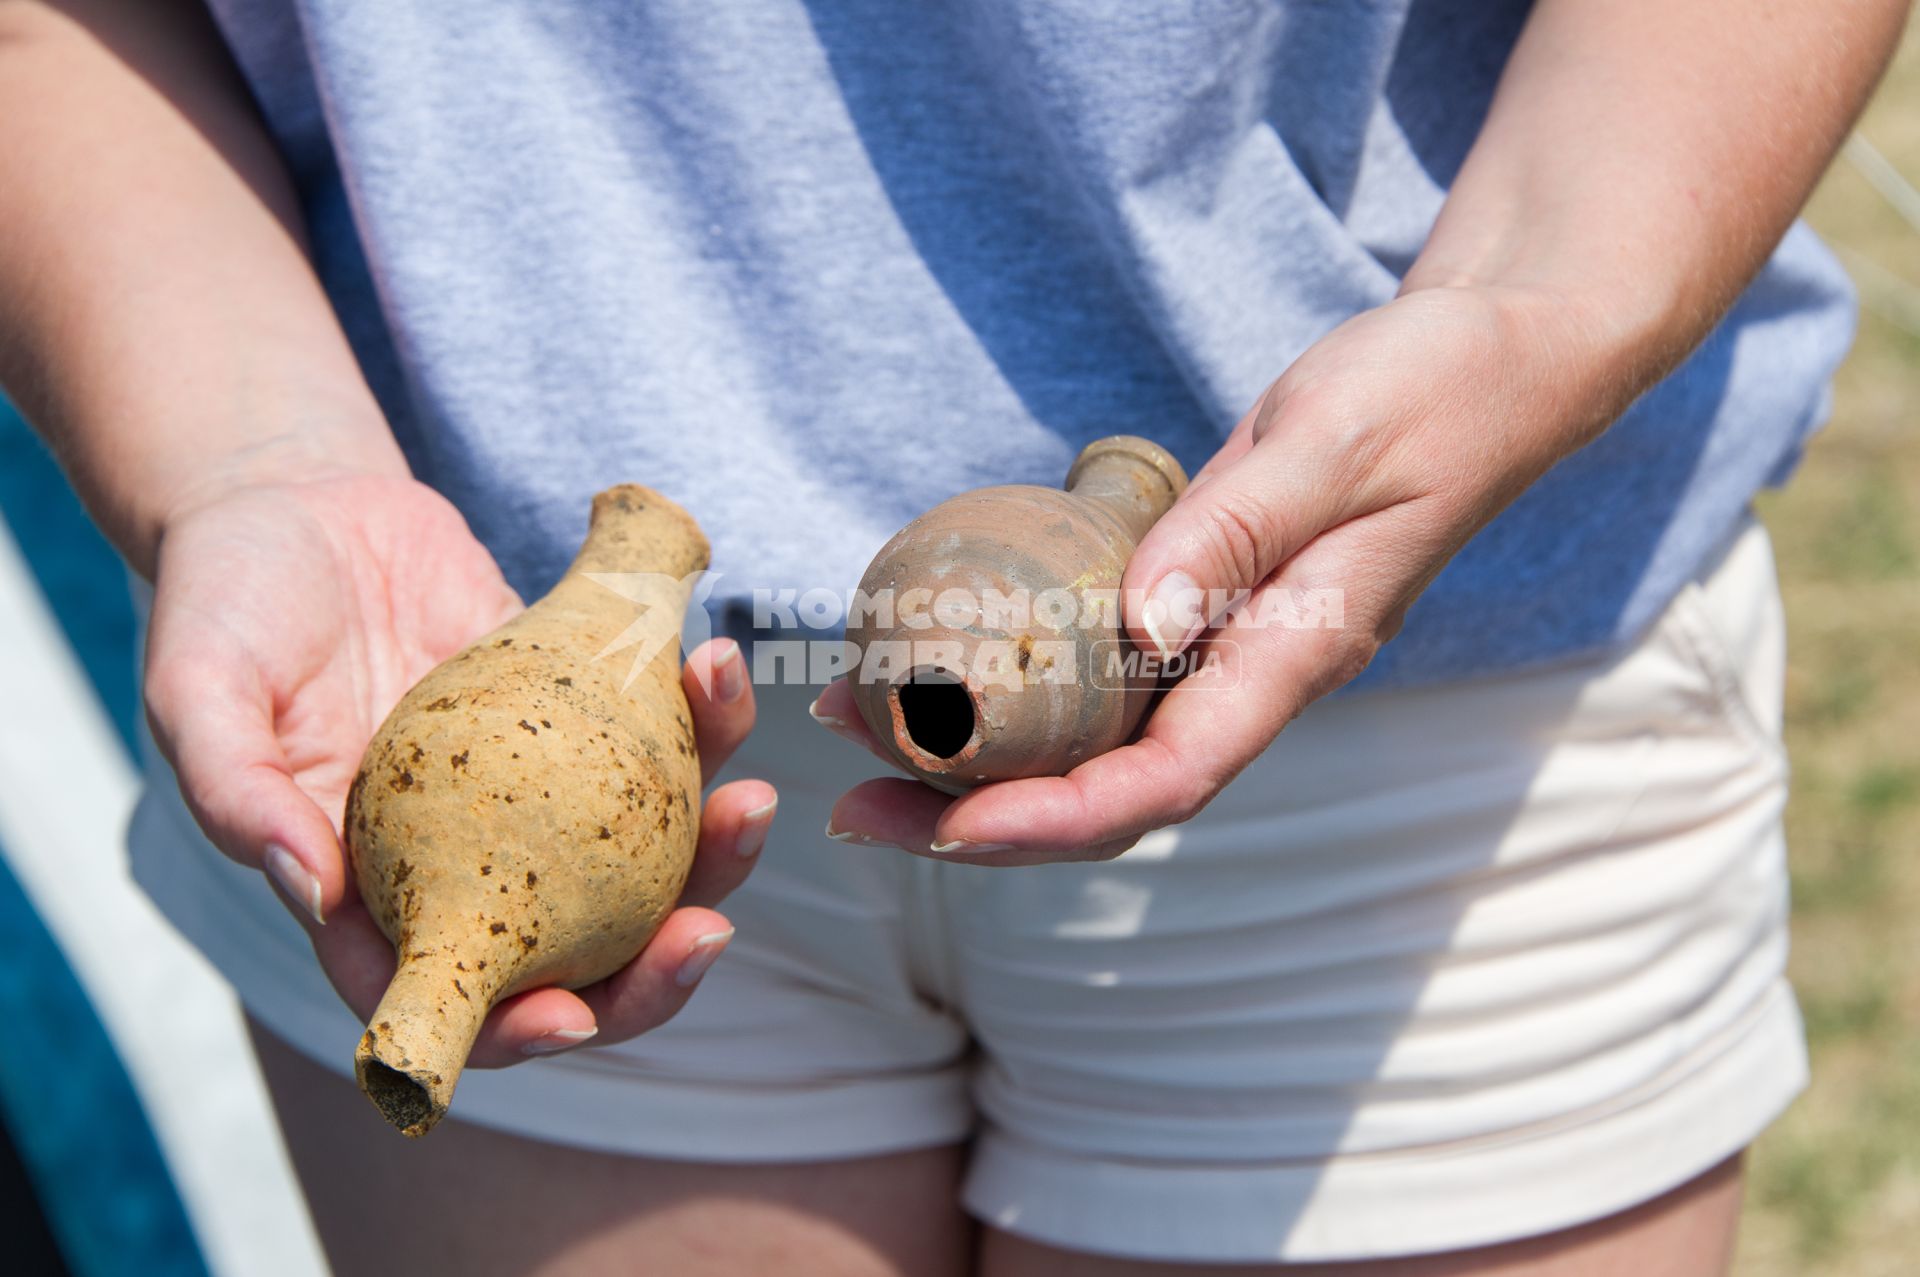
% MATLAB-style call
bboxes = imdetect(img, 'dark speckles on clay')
[344,484,709,1137]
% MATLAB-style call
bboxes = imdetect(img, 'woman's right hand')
[144,472,773,1064]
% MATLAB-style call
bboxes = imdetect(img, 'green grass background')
[1736,22,1920,1276]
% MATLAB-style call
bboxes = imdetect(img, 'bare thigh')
[248,1018,974,1277]
[981,1155,1745,1277]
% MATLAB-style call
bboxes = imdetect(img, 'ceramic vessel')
[346,486,708,1136]
[846,436,1187,794]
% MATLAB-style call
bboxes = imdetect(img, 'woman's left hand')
[812,283,1636,864]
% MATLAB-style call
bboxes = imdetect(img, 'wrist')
[1411,243,1680,368]
[1401,172,1754,420]
[1395,265,1682,450]
[141,407,410,576]
[156,420,407,518]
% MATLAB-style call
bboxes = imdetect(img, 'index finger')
[682,638,756,786]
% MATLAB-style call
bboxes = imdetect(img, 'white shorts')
[131,518,1803,1264]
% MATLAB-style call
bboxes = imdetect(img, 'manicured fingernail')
[713,641,747,703]
[825,823,889,847]
[677,930,733,987]
[1142,570,1205,658]
[738,799,777,858]
[808,694,847,730]
[263,843,324,924]
[929,839,1016,855]
[523,1026,598,1056]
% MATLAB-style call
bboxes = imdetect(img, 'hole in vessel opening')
[361,1059,433,1133]
[894,671,975,760]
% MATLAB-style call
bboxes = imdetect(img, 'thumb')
[1123,431,1347,659]
[143,631,346,926]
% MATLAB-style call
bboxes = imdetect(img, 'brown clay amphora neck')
[1060,436,1187,541]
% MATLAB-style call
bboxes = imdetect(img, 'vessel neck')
[1063,437,1189,543]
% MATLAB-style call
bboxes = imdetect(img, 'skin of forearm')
[1403,0,1907,442]
[0,0,404,577]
